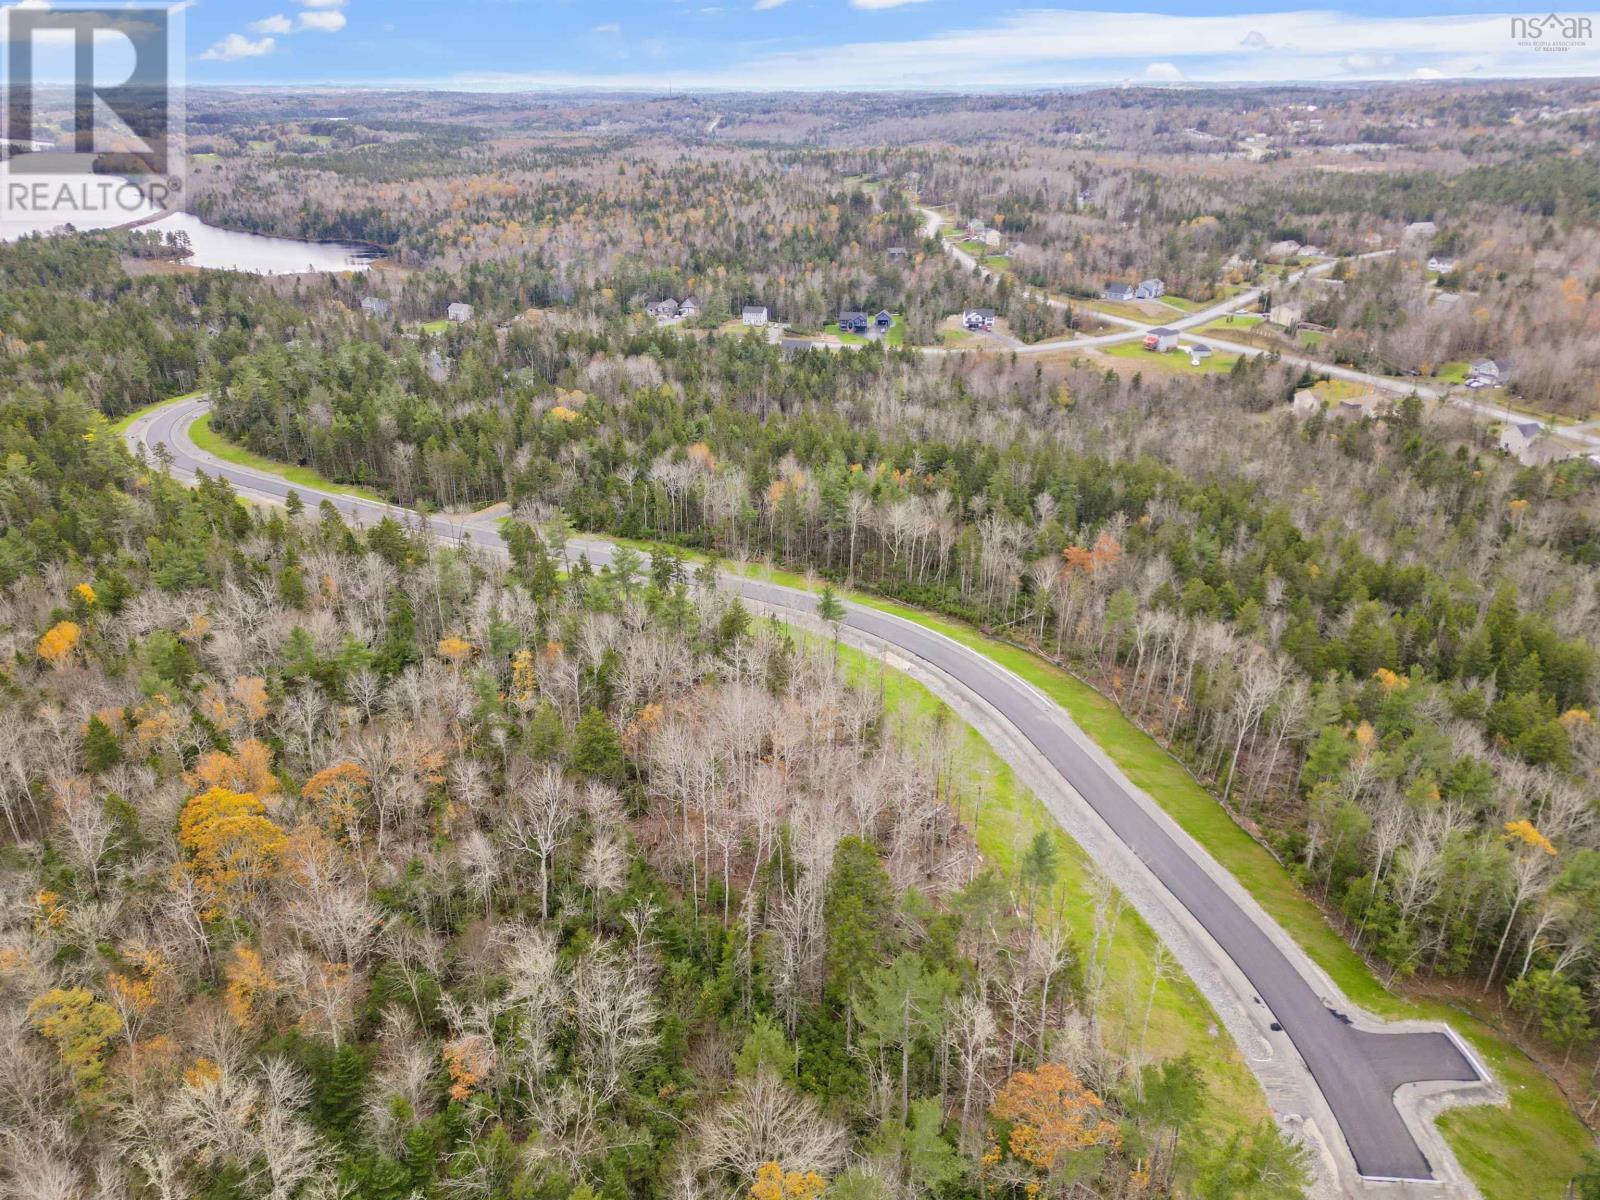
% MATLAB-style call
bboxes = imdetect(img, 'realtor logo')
[2,3,184,227]
[1511,12,1594,51]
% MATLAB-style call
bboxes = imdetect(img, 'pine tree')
[83,715,122,772]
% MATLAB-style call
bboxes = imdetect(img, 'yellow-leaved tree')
[37,620,81,668]
[177,787,287,920]
[749,1162,827,1200]
[28,987,121,1090]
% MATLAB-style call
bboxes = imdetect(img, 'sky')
[6,1,1600,91]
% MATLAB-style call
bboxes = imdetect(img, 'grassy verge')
[1193,314,1265,336]
[189,413,386,503]
[1101,342,1241,375]
[827,638,1271,1140]
[108,390,204,437]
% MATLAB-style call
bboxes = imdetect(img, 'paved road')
[130,396,1485,1183]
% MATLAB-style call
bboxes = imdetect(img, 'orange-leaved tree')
[177,787,287,920]
[987,1062,1121,1194]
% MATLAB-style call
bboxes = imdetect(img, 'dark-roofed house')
[1102,282,1135,302]
[1499,421,1543,460]
[875,310,893,328]
[447,301,474,323]
[963,308,996,331]
[742,305,768,327]
[839,310,870,334]
[1134,278,1165,299]
[1143,327,1179,352]
[646,298,680,320]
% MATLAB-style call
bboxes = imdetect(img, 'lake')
[0,167,382,274]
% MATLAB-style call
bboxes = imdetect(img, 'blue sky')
[14,1,1600,90]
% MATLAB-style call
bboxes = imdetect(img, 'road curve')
[129,396,1488,1185]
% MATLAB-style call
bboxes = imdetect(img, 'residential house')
[1298,244,1324,258]
[360,296,391,318]
[1134,278,1165,300]
[838,310,870,335]
[1186,344,1213,365]
[962,308,997,332]
[1498,421,1542,459]
[1268,302,1305,328]
[1267,239,1301,259]
[1470,359,1513,386]
[446,302,474,323]
[1102,282,1136,302]
[874,310,893,329]
[679,296,701,318]
[1519,435,1585,468]
[1427,256,1458,274]
[966,219,985,236]
[1143,328,1179,352]
[982,229,1002,248]
[646,298,680,320]
[1403,220,1438,240]
[1291,390,1322,415]
[742,305,769,327]
[887,246,908,261]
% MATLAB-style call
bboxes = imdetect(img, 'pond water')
[0,168,381,274]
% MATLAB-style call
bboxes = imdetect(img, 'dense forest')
[0,361,1309,1200]
[4,77,1600,1200]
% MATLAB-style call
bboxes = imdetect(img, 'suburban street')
[919,203,1600,454]
[129,395,1495,1193]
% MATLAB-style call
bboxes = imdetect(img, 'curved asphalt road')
[131,396,1482,1183]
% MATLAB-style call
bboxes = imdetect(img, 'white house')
[1143,327,1179,352]
[361,296,391,318]
[1267,239,1301,259]
[1134,278,1165,299]
[1186,344,1213,365]
[447,302,474,323]
[742,305,768,327]
[1102,281,1136,302]
[679,295,701,318]
[962,308,996,332]
[1427,256,1458,274]
[1470,359,1513,386]
[1403,221,1438,240]
[982,229,1002,248]
[1291,390,1322,415]
[1268,302,1305,328]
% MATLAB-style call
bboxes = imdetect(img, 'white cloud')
[593,21,620,33]
[1341,52,1395,72]
[299,9,347,31]
[850,0,934,9]
[753,0,790,9]
[1145,61,1183,80]
[251,14,294,34]
[200,33,276,61]
[419,8,1600,90]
